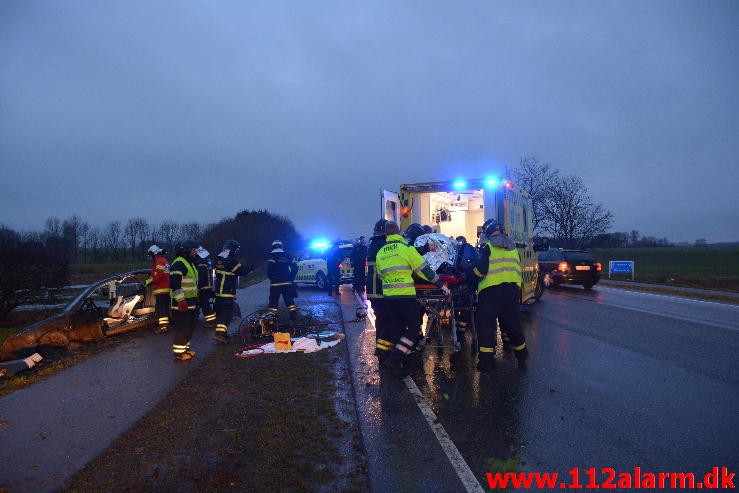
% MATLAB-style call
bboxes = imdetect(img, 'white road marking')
[353,291,485,493]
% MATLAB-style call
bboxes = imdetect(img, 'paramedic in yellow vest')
[472,219,529,371]
[376,220,449,377]
[169,239,200,361]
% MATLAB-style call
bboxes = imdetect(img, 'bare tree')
[157,220,181,252]
[104,220,123,260]
[125,217,149,260]
[86,226,102,261]
[511,156,559,235]
[539,175,613,248]
[44,216,62,238]
[62,215,86,262]
[181,222,202,242]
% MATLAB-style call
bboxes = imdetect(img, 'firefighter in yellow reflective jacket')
[472,219,528,371]
[170,239,199,361]
[376,221,449,377]
[213,239,253,343]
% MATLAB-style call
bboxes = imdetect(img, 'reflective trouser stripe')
[512,342,527,351]
[204,313,216,322]
[376,339,393,351]
[287,305,297,311]
[173,344,188,354]
[268,307,278,312]
[395,336,415,354]
[479,346,495,353]
[216,324,228,334]
[158,317,169,325]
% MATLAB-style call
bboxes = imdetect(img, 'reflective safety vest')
[170,256,199,304]
[477,243,522,293]
[375,234,432,298]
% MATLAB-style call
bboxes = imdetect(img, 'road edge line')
[353,291,485,493]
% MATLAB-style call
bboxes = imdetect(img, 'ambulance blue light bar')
[452,179,467,189]
[484,177,498,187]
[309,239,330,250]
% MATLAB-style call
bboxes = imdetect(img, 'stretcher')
[415,275,477,353]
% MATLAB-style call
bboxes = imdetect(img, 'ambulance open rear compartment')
[381,179,542,304]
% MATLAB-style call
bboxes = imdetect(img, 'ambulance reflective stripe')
[270,282,292,286]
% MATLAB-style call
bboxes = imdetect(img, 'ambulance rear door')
[381,189,401,223]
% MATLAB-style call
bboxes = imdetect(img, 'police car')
[294,240,354,289]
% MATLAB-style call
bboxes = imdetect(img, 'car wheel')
[543,273,554,288]
[315,271,327,290]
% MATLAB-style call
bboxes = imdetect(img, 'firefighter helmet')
[147,244,164,256]
[175,239,198,256]
[373,219,388,236]
[482,219,505,236]
[271,240,283,248]
[223,239,240,253]
[403,223,425,244]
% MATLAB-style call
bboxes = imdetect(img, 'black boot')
[382,349,406,378]
[476,352,495,373]
[514,347,529,368]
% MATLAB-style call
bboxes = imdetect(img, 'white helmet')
[196,247,210,259]
[270,240,284,253]
[147,244,164,256]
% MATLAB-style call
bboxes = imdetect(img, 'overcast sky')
[1,0,737,244]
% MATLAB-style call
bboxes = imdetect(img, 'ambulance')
[381,177,542,304]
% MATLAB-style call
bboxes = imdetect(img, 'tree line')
[0,210,302,318]
[512,156,672,249]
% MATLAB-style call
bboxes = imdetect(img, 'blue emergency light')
[484,177,498,187]
[309,239,330,250]
[452,179,467,190]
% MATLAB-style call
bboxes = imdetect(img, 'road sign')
[609,261,635,280]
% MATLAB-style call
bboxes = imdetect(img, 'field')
[589,247,739,292]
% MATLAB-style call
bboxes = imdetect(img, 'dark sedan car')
[538,249,601,289]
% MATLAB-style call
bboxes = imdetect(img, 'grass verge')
[61,333,368,492]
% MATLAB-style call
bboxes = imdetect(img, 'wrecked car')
[0,270,157,362]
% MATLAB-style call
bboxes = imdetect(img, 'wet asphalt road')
[408,284,739,491]
[2,281,737,492]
